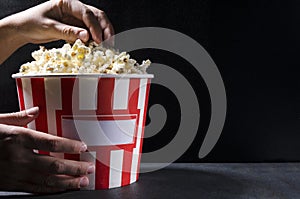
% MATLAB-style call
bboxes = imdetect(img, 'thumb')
[0,107,39,126]
[52,20,89,43]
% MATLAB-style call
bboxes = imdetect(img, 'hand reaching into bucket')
[0,107,95,193]
[0,0,114,64]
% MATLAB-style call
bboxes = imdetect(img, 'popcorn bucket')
[12,73,153,190]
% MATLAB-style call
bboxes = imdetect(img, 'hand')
[9,0,114,45]
[0,107,95,193]
[0,0,114,64]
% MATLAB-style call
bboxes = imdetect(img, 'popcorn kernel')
[77,54,85,60]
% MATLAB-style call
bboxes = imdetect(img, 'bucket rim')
[12,73,154,79]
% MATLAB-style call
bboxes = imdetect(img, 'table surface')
[1,163,300,199]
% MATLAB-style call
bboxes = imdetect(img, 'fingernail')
[80,177,89,187]
[26,107,39,116]
[87,165,95,174]
[80,143,87,152]
[79,31,88,41]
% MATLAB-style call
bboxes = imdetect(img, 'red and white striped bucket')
[13,74,153,190]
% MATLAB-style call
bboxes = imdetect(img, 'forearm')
[0,16,26,64]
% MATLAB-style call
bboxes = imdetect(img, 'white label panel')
[62,116,136,146]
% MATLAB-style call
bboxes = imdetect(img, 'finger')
[0,156,91,189]
[51,19,89,43]
[61,15,86,28]
[99,17,115,46]
[81,9,102,43]
[103,26,115,47]
[23,173,89,190]
[0,107,39,126]
[11,127,87,153]
[31,154,95,176]
[87,5,115,45]
[61,0,102,43]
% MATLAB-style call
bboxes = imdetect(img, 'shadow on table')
[134,165,248,199]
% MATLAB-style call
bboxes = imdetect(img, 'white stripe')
[138,79,147,109]
[134,112,146,152]
[109,150,124,188]
[80,151,96,190]
[79,78,98,110]
[130,79,148,183]
[113,79,130,110]
[130,149,139,183]
[22,78,36,130]
[44,78,62,136]
[135,79,148,150]
[27,120,36,130]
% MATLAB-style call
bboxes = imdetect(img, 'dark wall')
[0,0,299,162]
[206,0,300,162]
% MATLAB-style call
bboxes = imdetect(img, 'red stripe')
[64,154,80,161]
[97,78,114,115]
[31,78,50,156]
[56,78,76,138]
[95,148,111,189]
[56,110,63,138]
[121,146,133,186]
[61,78,76,114]
[39,151,50,156]
[16,78,25,111]
[128,79,140,114]
[136,79,151,181]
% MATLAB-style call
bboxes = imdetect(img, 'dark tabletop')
[1,163,300,199]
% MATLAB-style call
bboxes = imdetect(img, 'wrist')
[0,16,27,48]
[0,16,27,64]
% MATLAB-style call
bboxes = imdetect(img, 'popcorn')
[19,39,151,75]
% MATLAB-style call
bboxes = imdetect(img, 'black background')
[0,0,299,162]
